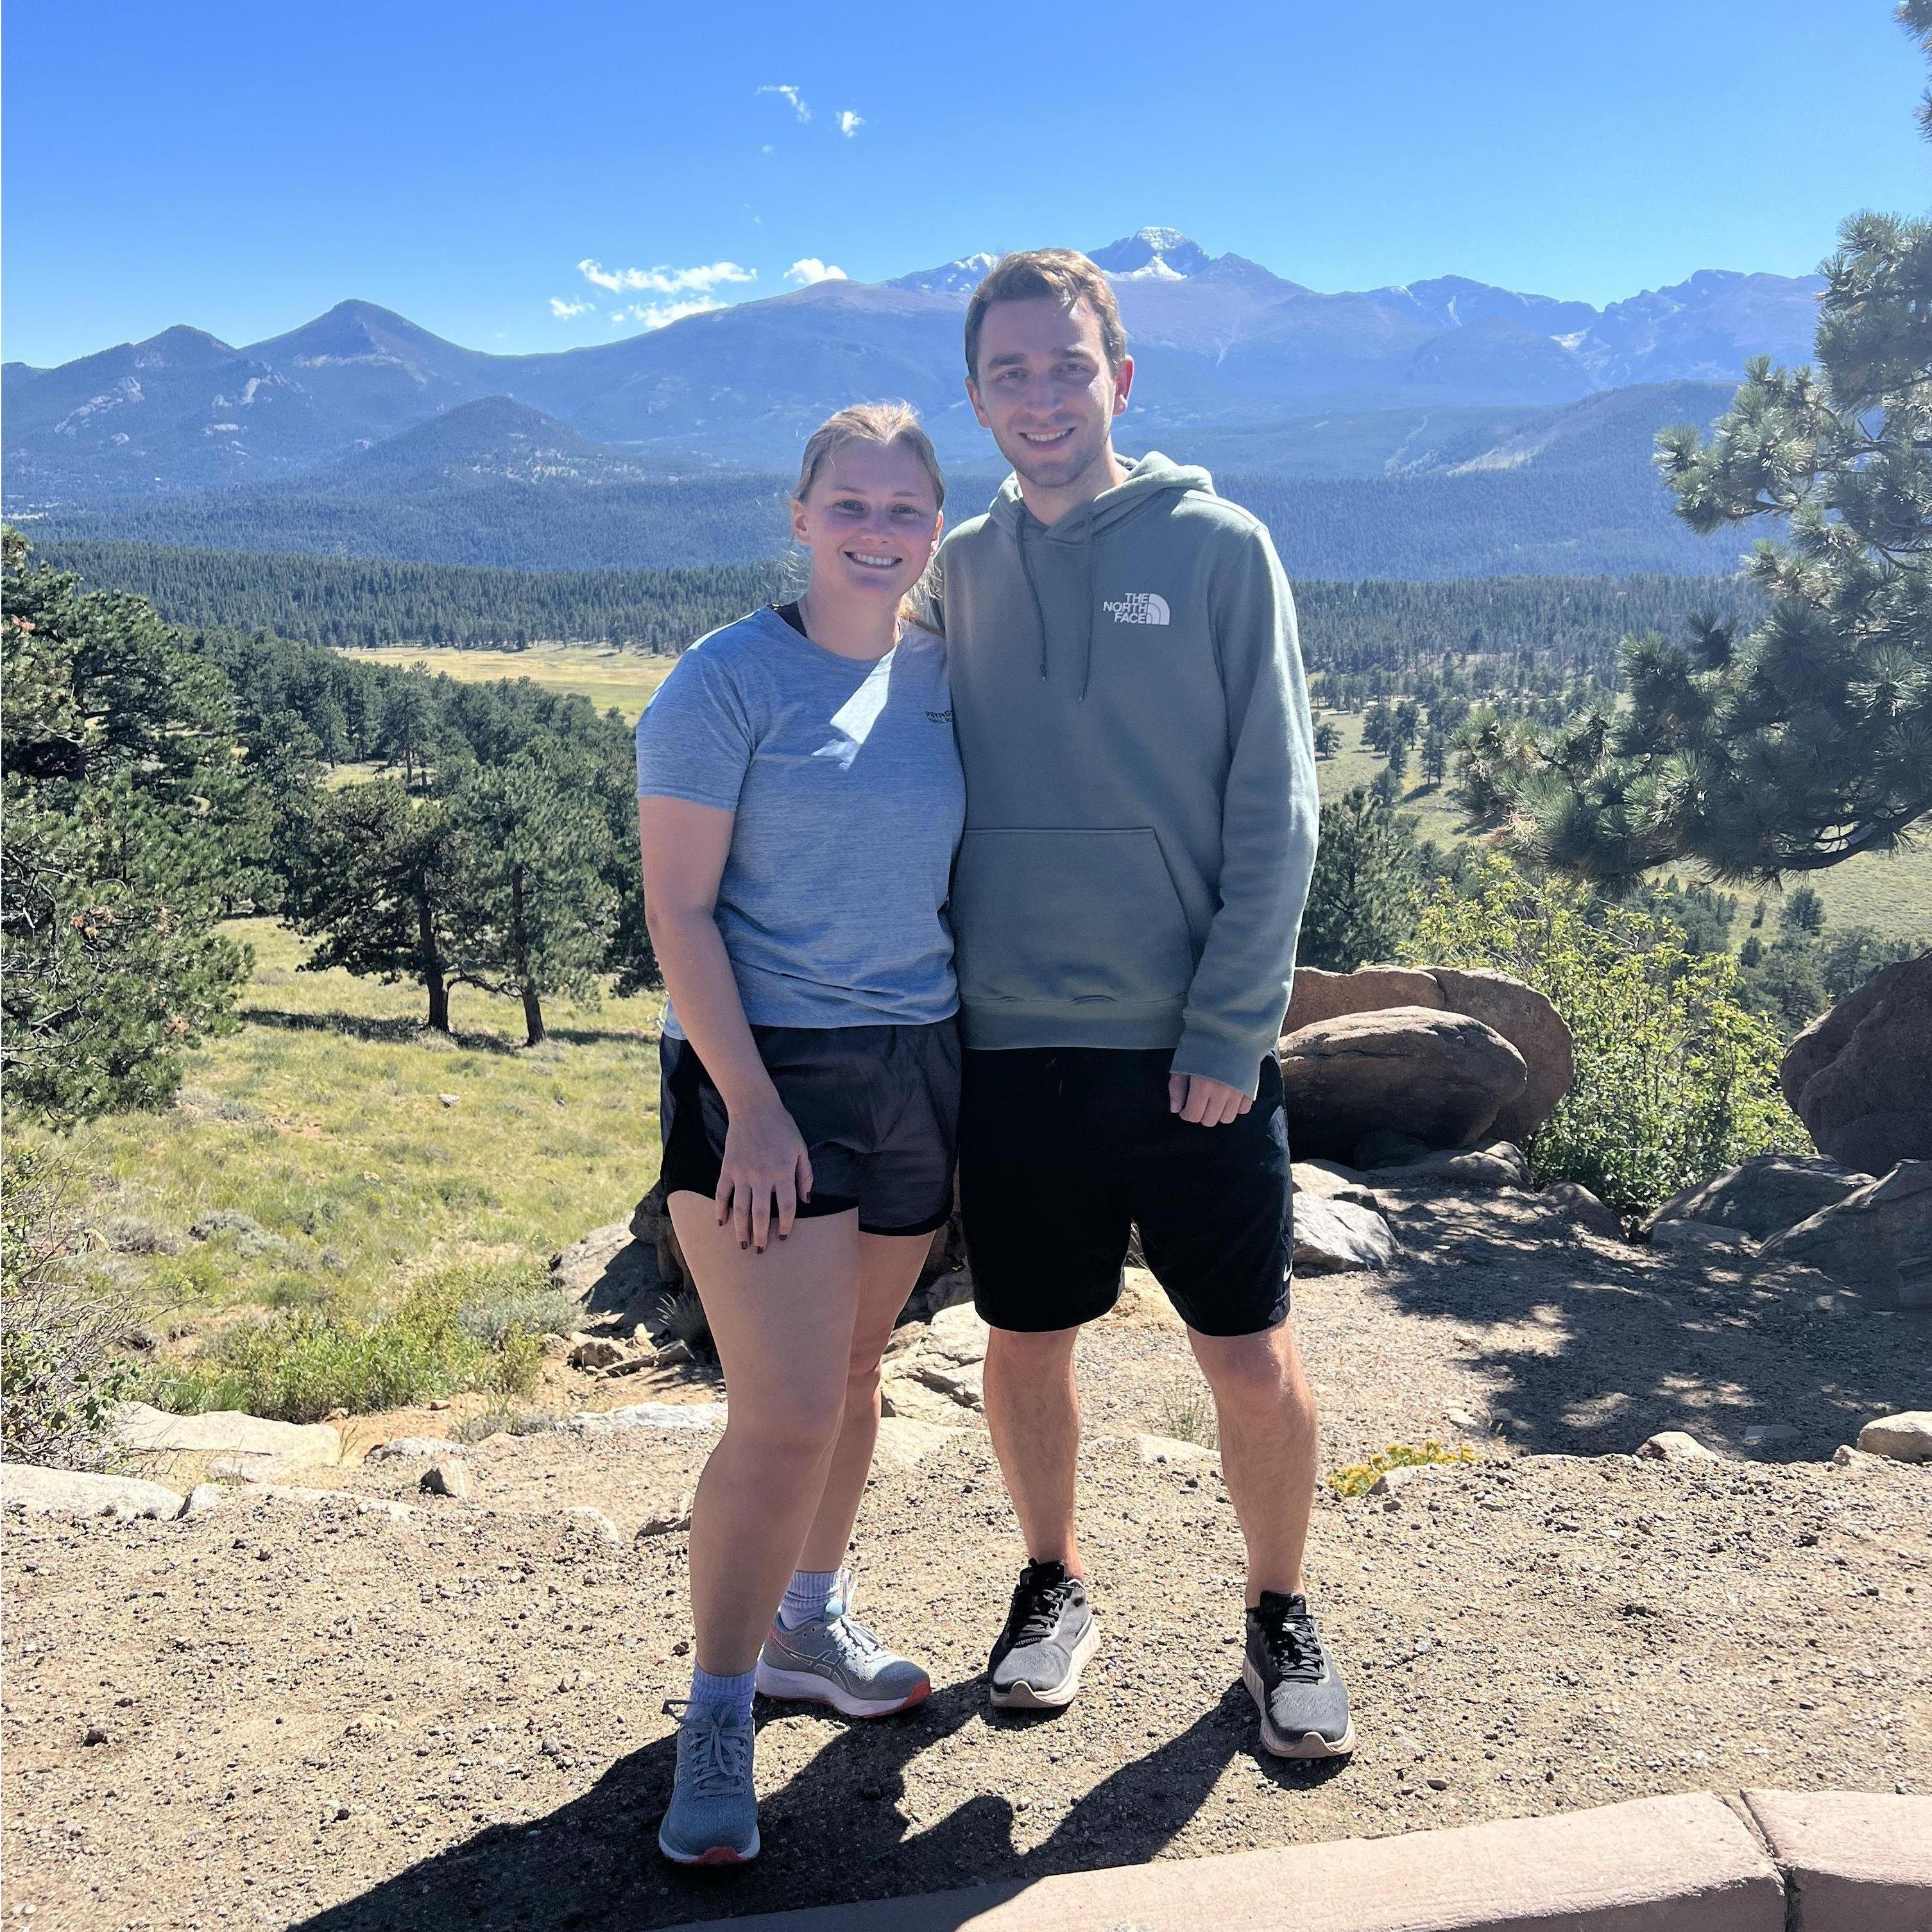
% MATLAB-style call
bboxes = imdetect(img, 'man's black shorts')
[959,1047,1292,1338]
[659,1020,959,1238]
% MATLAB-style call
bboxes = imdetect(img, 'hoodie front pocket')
[951,828,1195,1007]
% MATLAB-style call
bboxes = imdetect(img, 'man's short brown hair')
[964,248,1127,381]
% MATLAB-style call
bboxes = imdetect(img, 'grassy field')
[339,643,676,724]
[1312,709,1932,946]
[19,920,668,1333]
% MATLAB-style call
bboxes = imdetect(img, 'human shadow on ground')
[289,1677,1343,1931]
[1354,1184,1932,1462]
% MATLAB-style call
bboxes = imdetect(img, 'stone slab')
[112,1401,341,1468]
[1,1464,184,1520]
[1742,1788,1932,1932]
[681,1790,1782,1932]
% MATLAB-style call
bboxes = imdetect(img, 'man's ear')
[1111,354,1136,418]
[965,375,991,429]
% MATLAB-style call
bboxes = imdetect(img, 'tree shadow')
[1355,1183,1931,1461]
[288,1679,1344,1931]
[237,1008,651,1053]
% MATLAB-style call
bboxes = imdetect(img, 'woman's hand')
[717,1095,816,1253]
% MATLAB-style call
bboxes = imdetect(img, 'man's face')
[967,296,1133,493]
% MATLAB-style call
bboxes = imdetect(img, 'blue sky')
[4,0,1926,368]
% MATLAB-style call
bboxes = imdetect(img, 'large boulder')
[1277,1007,1528,1161]
[1642,1153,1874,1243]
[1757,1161,1931,1309]
[1429,969,1574,1145]
[1285,965,1571,1142]
[1780,953,1932,1175]
[1292,1195,1399,1274]
[2,1464,184,1520]
[112,1403,340,1475]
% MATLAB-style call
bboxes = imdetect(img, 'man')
[925,249,1351,1759]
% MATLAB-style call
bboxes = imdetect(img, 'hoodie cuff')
[1170,1027,1270,1101]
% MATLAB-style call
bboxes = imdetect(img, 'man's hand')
[1168,1072,1253,1127]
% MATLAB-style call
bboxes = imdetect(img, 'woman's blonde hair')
[792,402,946,631]
[793,400,946,511]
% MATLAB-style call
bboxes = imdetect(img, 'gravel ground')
[5,1191,1929,1931]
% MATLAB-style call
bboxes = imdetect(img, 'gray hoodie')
[922,451,1319,1098]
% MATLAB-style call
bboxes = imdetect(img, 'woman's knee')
[724,1387,848,1462]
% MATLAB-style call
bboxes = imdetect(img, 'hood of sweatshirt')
[989,450,1215,701]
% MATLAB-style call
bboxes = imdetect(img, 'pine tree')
[1,533,257,1118]
[285,780,460,1032]
[442,740,619,1046]
[1299,787,1423,971]
[1512,3,1932,885]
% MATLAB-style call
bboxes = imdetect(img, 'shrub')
[1409,853,1806,1213]
[1328,1441,1480,1498]
[448,1259,576,1347]
[1,1152,139,1470]
[146,1265,546,1423]
[653,1285,715,1362]
[1151,1385,1218,1450]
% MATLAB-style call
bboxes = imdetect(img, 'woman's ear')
[789,495,810,547]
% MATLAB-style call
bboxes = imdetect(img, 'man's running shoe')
[657,1698,759,1866]
[1242,1590,1355,1759]
[987,1559,1098,1710]
[754,1569,930,1718]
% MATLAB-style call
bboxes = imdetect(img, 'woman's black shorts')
[658,1019,960,1237]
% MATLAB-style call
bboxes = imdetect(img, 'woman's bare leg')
[796,1231,935,1573]
[671,1193,861,1676]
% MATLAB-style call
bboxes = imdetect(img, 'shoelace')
[1004,1569,1077,1649]
[1253,1603,1326,1682]
[661,1699,752,1799]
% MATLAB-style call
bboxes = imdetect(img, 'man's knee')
[986,1324,1081,1373]
[1198,1328,1308,1419]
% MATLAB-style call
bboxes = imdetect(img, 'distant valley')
[3,228,1815,577]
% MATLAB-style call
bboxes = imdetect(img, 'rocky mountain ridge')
[4,228,1823,500]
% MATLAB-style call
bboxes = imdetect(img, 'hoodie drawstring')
[1081,541,1097,704]
[1016,515,1050,682]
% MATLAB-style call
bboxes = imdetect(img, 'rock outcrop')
[2,1464,184,1519]
[1643,1154,1874,1243]
[1779,953,1932,1175]
[1757,1161,1931,1310]
[112,1403,341,1476]
[1284,964,1573,1144]
[1277,1007,1528,1162]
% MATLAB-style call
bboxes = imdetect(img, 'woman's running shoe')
[754,1569,931,1718]
[657,1698,759,1865]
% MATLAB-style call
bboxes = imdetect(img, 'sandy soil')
[4,1184,1928,1931]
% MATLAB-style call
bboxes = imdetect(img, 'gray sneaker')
[1243,1591,1355,1759]
[657,1698,759,1866]
[755,1570,931,1718]
[987,1559,1099,1710]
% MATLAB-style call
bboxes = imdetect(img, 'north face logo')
[1102,591,1170,626]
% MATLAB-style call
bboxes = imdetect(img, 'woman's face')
[792,440,943,609]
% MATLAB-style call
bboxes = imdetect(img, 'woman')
[635,402,961,1867]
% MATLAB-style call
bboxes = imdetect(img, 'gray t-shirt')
[635,605,964,1033]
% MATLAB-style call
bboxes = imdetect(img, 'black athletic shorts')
[959,1047,1292,1338]
[658,1020,960,1237]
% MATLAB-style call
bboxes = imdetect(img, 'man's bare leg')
[1188,1317,1320,1605]
[980,1323,1086,1574]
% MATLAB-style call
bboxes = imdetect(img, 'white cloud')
[785,258,848,286]
[623,298,727,330]
[549,296,595,318]
[757,83,811,123]
[577,257,756,296]
[837,109,864,137]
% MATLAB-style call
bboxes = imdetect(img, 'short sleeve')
[634,642,756,809]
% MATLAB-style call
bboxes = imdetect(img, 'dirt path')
[6,1192,1929,1931]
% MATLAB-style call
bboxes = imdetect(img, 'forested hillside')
[37,540,1763,665]
[23,456,1731,579]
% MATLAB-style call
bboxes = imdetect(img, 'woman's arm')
[638,796,814,1254]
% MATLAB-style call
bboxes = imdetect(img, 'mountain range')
[5,227,1822,506]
